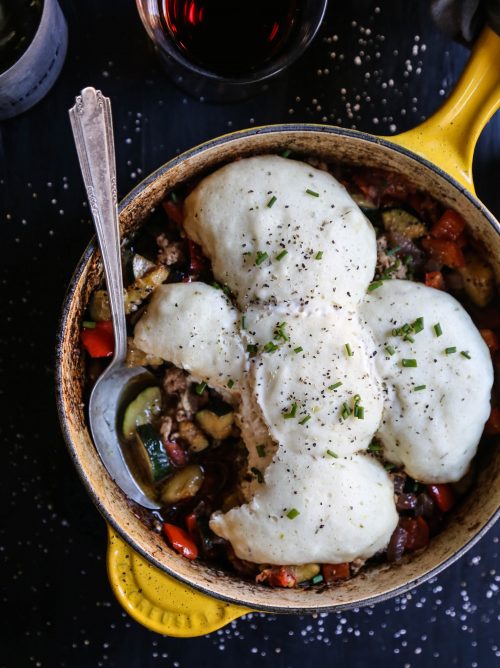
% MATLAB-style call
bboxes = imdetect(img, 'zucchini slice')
[195,409,234,440]
[160,464,204,504]
[122,386,162,439]
[135,423,172,482]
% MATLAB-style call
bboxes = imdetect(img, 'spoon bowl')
[70,87,160,510]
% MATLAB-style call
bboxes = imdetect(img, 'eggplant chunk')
[457,253,495,307]
[196,409,234,440]
[178,420,210,452]
[382,208,427,240]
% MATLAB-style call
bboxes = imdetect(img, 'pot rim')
[56,122,500,613]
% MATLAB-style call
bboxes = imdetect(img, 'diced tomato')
[162,523,199,560]
[162,199,184,226]
[485,407,500,435]
[256,566,297,588]
[421,237,465,268]
[425,271,445,290]
[480,329,500,353]
[80,320,114,358]
[399,516,430,551]
[430,209,466,241]
[185,512,198,535]
[321,562,350,583]
[426,484,455,512]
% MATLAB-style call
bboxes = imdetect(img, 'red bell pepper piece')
[80,321,114,358]
[421,237,465,268]
[485,406,500,435]
[425,271,445,290]
[399,516,430,551]
[162,523,199,560]
[185,512,198,536]
[162,199,184,226]
[430,209,466,241]
[426,484,455,512]
[163,440,188,468]
[480,329,500,353]
[321,562,350,583]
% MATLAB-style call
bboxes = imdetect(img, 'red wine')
[160,0,301,76]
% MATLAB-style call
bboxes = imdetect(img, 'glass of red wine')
[136,0,328,101]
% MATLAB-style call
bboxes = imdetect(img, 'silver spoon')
[69,87,160,510]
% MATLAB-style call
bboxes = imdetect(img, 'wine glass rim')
[137,0,329,85]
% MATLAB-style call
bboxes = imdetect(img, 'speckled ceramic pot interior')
[56,125,500,613]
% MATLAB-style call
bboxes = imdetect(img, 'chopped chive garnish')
[283,403,298,419]
[345,343,354,357]
[414,384,426,392]
[404,254,413,265]
[286,508,300,520]
[256,444,266,458]
[328,381,343,390]
[243,251,252,256]
[412,317,424,333]
[274,322,289,342]
[445,347,457,355]
[211,281,222,290]
[341,402,351,419]
[293,346,304,354]
[246,343,258,355]
[402,358,417,367]
[299,415,311,425]
[250,467,264,483]
[276,249,288,261]
[368,280,383,292]
[327,449,339,458]
[170,191,178,203]
[460,350,471,359]
[403,334,415,343]
[241,315,247,329]
[281,149,291,158]
[402,324,412,333]
[434,323,443,337]
[263,341,279,353]
[385,463,397,472]
[368,441,382,453]
[315,251,323,260]
[306,189,319,197]
[354,405,365,419]
[195,381,207,395]
[311,574,324,585]
[267,195,277,208]
[82,320,96,329]
[385,345,395,356]
[227,379,235,389]
[255,251,269,265]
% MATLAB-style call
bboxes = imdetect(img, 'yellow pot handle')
[106,527,252,636]
[388,26,500,193]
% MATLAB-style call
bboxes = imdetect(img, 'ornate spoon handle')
[69,87,127,364]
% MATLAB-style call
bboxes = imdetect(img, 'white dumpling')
[133,282,246,389]
[360,280,493,482]
[210,453,398,565]
[245,301,383,458]
[183,155,376,308]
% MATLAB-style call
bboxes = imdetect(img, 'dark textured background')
[1,1,499,666]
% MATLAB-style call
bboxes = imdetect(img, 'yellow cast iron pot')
[56,27,500,637]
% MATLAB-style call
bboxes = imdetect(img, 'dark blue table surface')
[1,1,499,666]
